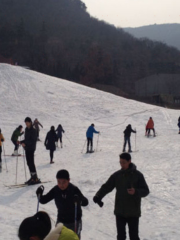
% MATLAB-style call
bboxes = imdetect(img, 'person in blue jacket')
[86,124,100,153]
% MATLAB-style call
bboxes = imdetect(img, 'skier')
[33,118,43,141]
[11,125,24,156]
[146,117,155,137]
[0,129,5,169]
[93,152,149,240]
[36,169,88,239]
[44,126,58,164]
[178,116,180,134]
[86,123,100,153]
[19,117,40,185]
[18,211,79,240]
[123,124,136,153]
[56,124,65,148]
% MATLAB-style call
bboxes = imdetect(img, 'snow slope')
[0,64,180,240]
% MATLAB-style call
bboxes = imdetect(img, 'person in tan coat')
[146,117,155,137]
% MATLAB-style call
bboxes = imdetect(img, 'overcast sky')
[82,0,180,28]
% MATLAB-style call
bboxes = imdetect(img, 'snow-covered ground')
[0,64,180,240]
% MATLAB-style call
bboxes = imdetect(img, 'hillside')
[124,23,180,51]
[0,64,180,239]
[0,0,180,98]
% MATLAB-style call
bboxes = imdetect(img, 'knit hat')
[24,117,32,123]
[51,126,55,131]
[56,169,70,180]
[18,125,23,129]
[18,211,51,240]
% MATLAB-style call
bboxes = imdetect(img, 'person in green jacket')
[93,152,149,240]
[18,211,79,240]
[11,125,24,156]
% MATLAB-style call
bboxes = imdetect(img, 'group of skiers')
[18,153,149,240]
[1,116,158,240]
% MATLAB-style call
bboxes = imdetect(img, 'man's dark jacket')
[124,125,136,137]
[39,183,88,223]
[96,163,149,217]
[21,126,37,151]
[44,130,58,151]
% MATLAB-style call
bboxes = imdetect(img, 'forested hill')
[0,0,180,96]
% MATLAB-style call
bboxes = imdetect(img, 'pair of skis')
[5,181,51,189]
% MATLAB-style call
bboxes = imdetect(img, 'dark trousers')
[116,216,140,240]
[57,136,62,143]
[123,136,131,151]
[0,146,2,163]
[50,150,54,161]
[12,140,19,151]
[25,150,37,174]
[63,220,82,239]
[87,138,93,147]
[147,128,155,136]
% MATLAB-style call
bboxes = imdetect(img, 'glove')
[93,196,104,207]
[36,185,44,197]
[74,194,80,204]
[1,139,4,142]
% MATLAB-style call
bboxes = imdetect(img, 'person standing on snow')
[56,124,65,148]
[11,125,24,156]
[178,116,180,134]
[86,123,100,153]
[0,129,5,169]
[123,124,136,153]
[36,169,88,239]
[44,126,58,164]
[146,117,155,137]
[93,152,149,240]
[19,117,40,185]
[33,118,43,141]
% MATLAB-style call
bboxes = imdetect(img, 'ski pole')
[2,143,8,172]
[22,148,27,181]
[37,185,44,213]
[74,202,78,234]
[15,149,19,184]
[96,134,100,152]
[81,139,87,153]
[64,133,72,144]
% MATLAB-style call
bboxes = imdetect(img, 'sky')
[82,0,180,28]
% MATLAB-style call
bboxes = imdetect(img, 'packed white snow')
[0,63,180,240]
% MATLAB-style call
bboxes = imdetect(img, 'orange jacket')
[0,133,5,147]
[146,119,154,129]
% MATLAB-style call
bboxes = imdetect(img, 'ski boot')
[28,174,41,185]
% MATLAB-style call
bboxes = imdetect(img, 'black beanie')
[51,126,55,131]
[56,169,70,180]
[18,211,51,240]
[24,117,32,123]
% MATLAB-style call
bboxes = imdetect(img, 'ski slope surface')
[0,64,180,240]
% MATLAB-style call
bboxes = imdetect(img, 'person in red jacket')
[146,117,155,137]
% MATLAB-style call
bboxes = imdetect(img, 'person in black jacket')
[56,124,65,148]
[44,126,58,164]
[36,169,88,239]
[19,117,40,185]
[123,124,136,153]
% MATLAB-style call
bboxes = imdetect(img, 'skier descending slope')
[33,118,43,141]
[0,128,5,169]
[19,117,40,185]
[123,124,136,153]
[11,125,24,156]
[86,123,100,153]
[56,124,65,148]
[36,169,88,239]
[44,126,58,164]
[93,153,149,240]
[18,211,79,240]
[146,117,156,137]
